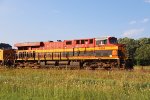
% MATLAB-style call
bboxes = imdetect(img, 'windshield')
[109,37,117,44]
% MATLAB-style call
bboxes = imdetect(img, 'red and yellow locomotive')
[13,36,133,69]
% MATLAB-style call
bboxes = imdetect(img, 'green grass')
[0,67,149,100]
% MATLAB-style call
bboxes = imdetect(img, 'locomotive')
[0,36,133,69]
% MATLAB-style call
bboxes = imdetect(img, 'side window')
[89,39,93,44]
[81,40,88,44]
[66,41,72,45]
[76,40,80,44]
[96,40,101,45]
[81,40,85,44]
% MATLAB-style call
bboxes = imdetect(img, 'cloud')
[145,0,150,3]
[129,18,149,25]
[129,20,137,24]
[141,18,149,23]
[123,28,144,37]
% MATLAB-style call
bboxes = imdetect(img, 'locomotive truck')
[0,36,133,69]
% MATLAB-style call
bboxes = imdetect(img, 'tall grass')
[0,67,149,100]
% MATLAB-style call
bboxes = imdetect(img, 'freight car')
[12,36,133,69]
[0,43,15,66]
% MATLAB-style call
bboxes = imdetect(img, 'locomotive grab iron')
[0,36,133,69]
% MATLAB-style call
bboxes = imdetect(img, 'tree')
[138,38,150,46]
[135,44,150,65]
[118,37,139,60]
[0,43,12,50]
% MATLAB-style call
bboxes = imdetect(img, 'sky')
[0,0,150,46]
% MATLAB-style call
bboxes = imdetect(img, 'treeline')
[118,37,150,66]
[0,43,12,50]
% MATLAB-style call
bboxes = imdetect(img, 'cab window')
[96,39,107,45]
[103,40,107,44]
[109,38,117,44]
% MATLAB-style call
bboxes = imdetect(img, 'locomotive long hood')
[14,42,41,47]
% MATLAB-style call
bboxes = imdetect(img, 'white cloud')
[141,18,149,23]
[145,0,150,3]
[123,28,144,37]
[129,18,149,25]
[129,20,137,24]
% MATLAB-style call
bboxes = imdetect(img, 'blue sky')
[0,0,150,45]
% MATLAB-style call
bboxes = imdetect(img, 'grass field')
[0,66,149,100]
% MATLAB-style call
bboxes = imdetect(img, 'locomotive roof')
[14,42,41,47]
[14,36,117,47]
[95,36,116,40]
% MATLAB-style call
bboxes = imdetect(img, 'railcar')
[13,36,133,69]
[0,43,15,66]
[0,49,15,66]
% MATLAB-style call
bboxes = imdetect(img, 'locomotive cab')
[95,37,118,46]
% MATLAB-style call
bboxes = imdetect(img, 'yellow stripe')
[17,56,119,61]
[17,46,119,53]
